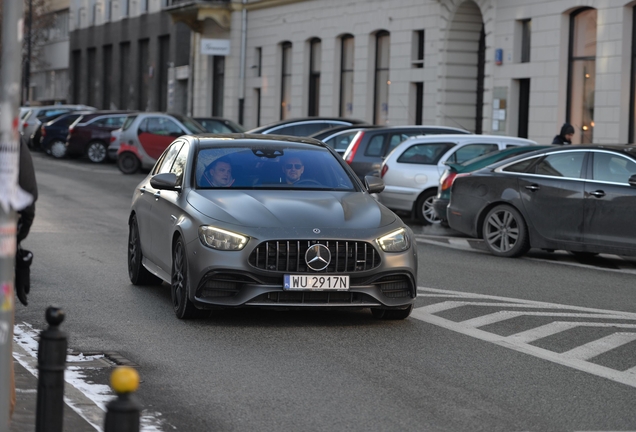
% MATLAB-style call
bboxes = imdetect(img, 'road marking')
[413,287,636,388]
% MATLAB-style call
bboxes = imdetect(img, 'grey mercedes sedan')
[127,134,417,320]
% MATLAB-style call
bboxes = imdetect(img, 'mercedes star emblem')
[305,244,331,271]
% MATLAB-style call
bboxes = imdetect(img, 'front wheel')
[50,140,67,159]
[118,152,141,174]
[482,205,530,257]
[87,141,108,163]
[171,238,203,319]
[415,190,440,225]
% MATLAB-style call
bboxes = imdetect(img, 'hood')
[186,190,396,229]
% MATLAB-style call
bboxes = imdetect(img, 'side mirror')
[150,172,179,191]
[629,174,636,187]
[364,175,385,194]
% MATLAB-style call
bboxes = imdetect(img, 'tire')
[171,237,203,319]
[482,205,530,257]
[50,140,67,159]
[371,304,413,320]
[415,190,441,225]
[86,141,108,163]
[128,216,161,285]
[118,152,141,174]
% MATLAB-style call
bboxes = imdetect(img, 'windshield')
[195,144,358,191]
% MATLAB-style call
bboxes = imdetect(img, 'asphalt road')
[13,152,636,431]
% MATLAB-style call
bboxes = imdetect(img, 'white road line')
[562,332,636,361]
[447,238,471,247]
[461,311,628,328]
[509,322,636,343]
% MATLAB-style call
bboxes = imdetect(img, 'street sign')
[200,39,231,56]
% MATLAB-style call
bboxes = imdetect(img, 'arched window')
[567,8,597,144]
[374,31,390,125]
[339,34,354,117]
[308,38,321,116]
[280,42,292,120]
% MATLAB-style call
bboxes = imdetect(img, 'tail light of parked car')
[40,126,46,137]
[344,131,365,165]
[439,170,457,191]
[381,164,389,178]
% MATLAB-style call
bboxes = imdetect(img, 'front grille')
[248,240,381,273]
[247,291,379,305]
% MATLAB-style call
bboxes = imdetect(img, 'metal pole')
[24,0,33,105]
[238,0,247,125]
[0,0,25,428]
[35,306,67,432]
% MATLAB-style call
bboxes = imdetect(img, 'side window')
[534,152,586,178]
[448,144,499,164]
[96,116,126,127]
[171,142,190,185]
[138,118,149,135]
[365,135,385,157]
[592,152,636,183]
[155,141,184,174]
[295,123,329,136]
[272,125,296,135]
[327,132,359,151]
[386,133,410,155]
[92,118,110,127]
[503,157,538,173]
[122,115,137,131]
[148,118,184,137]
[397,143,455,164]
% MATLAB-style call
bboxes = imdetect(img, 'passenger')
[282,156,305,184]
[552,123,575,145]
[202,156,234,187]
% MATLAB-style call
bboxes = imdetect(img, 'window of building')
[212,56,225,117]
[255,88,261,126]
[280,42,292,120]
[339,34,354,118]
[122,0,130,18]
[255,47,262,77]
[374,31,390,125]
[412,82,423,125]
[103,45,113,109]
[87,48,96,106]
[141,0,148,13]
[119,42,131,109]
[308,38,321,116]
[72,50,81,103]
[518,19,531,63]
[412,30,424,68]
[630,7,636,143]
[138,39,150,110]
[567,8,596,144]
[105,0,111,21]
[49,10,69,41]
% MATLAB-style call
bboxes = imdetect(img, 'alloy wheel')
[485,209,519,253]
[421,195,440,224]
[50,141,66,158]
[172,242,185,311]
[87,142,107,163]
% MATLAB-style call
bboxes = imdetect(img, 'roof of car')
[309,124,383,139]
[192,133,328,148]
[402,133,537,142]
[247,117,368,133]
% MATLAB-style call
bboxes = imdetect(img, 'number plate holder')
[283,275,350,291]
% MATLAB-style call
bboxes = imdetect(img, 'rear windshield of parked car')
[195,144,358,191]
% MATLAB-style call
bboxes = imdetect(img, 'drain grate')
[66,351,139,368]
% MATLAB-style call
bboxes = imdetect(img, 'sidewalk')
[10,359,98,432]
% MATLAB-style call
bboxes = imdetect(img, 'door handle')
[589,190,605,198]
[525,184,540,191]
[154,191,161,200]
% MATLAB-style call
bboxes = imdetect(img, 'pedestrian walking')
[552,123,575,145]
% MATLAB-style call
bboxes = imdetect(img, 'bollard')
[104,366,142,432]
[35,306,67,432]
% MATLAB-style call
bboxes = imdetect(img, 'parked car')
[20,104,96,148]
[116,112,206,174]
[127,134,417,320]
[38,111,95,157]
[342,126,471,181]
[377,134,538,225]
[65,111,136,163]
[309,125,382,156]
[432,145,553,224]
[193,117,245,133]
[447,145,636,257]
[30,111,81,152]
[246,117,367,137]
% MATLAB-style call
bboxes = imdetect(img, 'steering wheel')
[294,179,322,186]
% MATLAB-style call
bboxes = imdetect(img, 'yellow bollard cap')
[110,366,140,394]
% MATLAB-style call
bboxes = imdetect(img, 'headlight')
[198,226,249,251]
[376,228,410,252]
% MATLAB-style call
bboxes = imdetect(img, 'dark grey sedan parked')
[447,145,636,257]
[128,134,418,320]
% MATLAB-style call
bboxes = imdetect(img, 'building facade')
[69,0,636,145]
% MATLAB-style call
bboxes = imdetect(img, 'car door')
[139,141,184,265]
[516,151,588,243]
[137,116,185,160]
[148,141,188,272]
[583,151,636,251]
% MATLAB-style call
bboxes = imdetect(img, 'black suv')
[343,125,470,179]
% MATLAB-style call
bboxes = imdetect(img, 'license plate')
[284,275,350,291]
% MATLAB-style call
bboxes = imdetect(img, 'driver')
[202,156,234,187]
[282,156,304,184]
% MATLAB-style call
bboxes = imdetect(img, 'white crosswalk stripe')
[413,287,636,388]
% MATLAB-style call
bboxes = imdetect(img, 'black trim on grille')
[247,291,379,305]
[248,240,381,273]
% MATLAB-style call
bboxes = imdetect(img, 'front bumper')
[187,236,417,309]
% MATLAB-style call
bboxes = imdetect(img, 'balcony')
[164,0,233,32]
